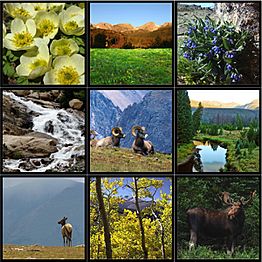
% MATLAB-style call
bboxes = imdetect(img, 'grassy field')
[178,245,259,259]
[3,244,85,259]
[90,48,172,85]
[90,147,172,172]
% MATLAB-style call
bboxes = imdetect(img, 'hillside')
[90,90,122,137]
[192,107,259,125]
[3,245,84,259]
[117,90,173,154]
[4,179,84,246]
[90,147,172,172]
[90,21,172,48]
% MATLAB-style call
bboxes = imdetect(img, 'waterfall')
[3,92,85,172]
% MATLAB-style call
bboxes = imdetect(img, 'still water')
[193,140,227,172]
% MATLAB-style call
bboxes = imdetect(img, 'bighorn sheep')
[131,126,154,155]
[95,127,125,148]
[58,217,73,247]
[90,129,98,147]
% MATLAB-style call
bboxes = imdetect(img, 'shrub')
[178,16,251,85]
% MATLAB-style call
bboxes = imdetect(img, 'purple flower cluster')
[185,39,197,49]
[188,26,197,35]
[226,52,235,59]
[226,63,233,71]
[231,73,242,82]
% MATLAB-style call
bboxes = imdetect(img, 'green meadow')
[90,48,172,85]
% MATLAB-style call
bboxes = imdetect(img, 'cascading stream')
[3,92,85,172]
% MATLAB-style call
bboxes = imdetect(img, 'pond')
[193,140,227,172]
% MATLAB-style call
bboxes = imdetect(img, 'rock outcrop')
[3,135,58,159]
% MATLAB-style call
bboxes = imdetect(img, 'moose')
[187,191,256,255]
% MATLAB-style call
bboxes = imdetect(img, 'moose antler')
[240,190,256,206]
[219,192,233,205]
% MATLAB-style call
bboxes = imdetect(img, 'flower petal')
[11,18,26,33]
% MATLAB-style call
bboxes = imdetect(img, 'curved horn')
[112,127,120,137]
[132,126,143,136]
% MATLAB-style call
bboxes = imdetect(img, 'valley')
[177,90,260,173]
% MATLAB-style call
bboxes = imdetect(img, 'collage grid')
[0,0,261,261]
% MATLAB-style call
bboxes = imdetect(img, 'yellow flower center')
[13,31,33,48]
[13,8,30,18]
[56,66,80,85]
[64,21,78,31]
[54,43,71,56]
[30,59,48,70]
[38,19,55,37]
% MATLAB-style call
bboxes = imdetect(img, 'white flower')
[3,24,6,38]
[35,11,59,40]
[48,3,65,13]
[60,6,85,36]
[16,39,51,79]
[4,3,36,21]
[32,3,48,12]
[43,54,85,85]
[4,18,36,51]
[50,39,79,57]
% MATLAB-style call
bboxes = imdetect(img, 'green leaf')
[3,62,16,77]
[16,76,29,85]
[222,37,230,51]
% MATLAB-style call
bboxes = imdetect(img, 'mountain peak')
[138,22,159,31]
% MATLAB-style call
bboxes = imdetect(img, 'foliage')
[90,48,172,85]
[178,16,252,85]
[177,90,193,143]
[192,102,203,135]
[177,177,260,259]
[3,3,85,85]
[90,177,173,259]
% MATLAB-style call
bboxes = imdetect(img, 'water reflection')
[193,140,227,172]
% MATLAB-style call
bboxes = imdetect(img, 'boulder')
[3,134,58,159]
[12,90,31,97]
[69,99,83,110]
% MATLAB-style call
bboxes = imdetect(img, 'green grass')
[90,147,172,172]
[3,244,85,259]
[178,246,259,259]
[90,48,172,85]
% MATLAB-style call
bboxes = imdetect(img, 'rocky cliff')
[90,90,122,137]
[117,90,173,154]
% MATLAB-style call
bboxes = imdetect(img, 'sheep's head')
[132,126,148,139]
[58,217,67,226]
[112,127,125,138]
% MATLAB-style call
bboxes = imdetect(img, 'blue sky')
[182,2,214,8]
[90,3,172,26]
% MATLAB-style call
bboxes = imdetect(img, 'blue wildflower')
[211,46,222,54]
[186,39,196,49]
[188,26,196,35]
[226,64,233,71]
[183,52,191,60]
[231,73,242,82]
[210,28,217,34]
[226,52,235,59]
[205,51,213,60]
[204,25,209,31]
[212,37,217,45]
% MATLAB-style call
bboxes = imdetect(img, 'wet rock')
[44,120,54,134]
[3,95,33,136]
[69,99,83,110]
[57,112,70,123]
[3,135,58,159]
